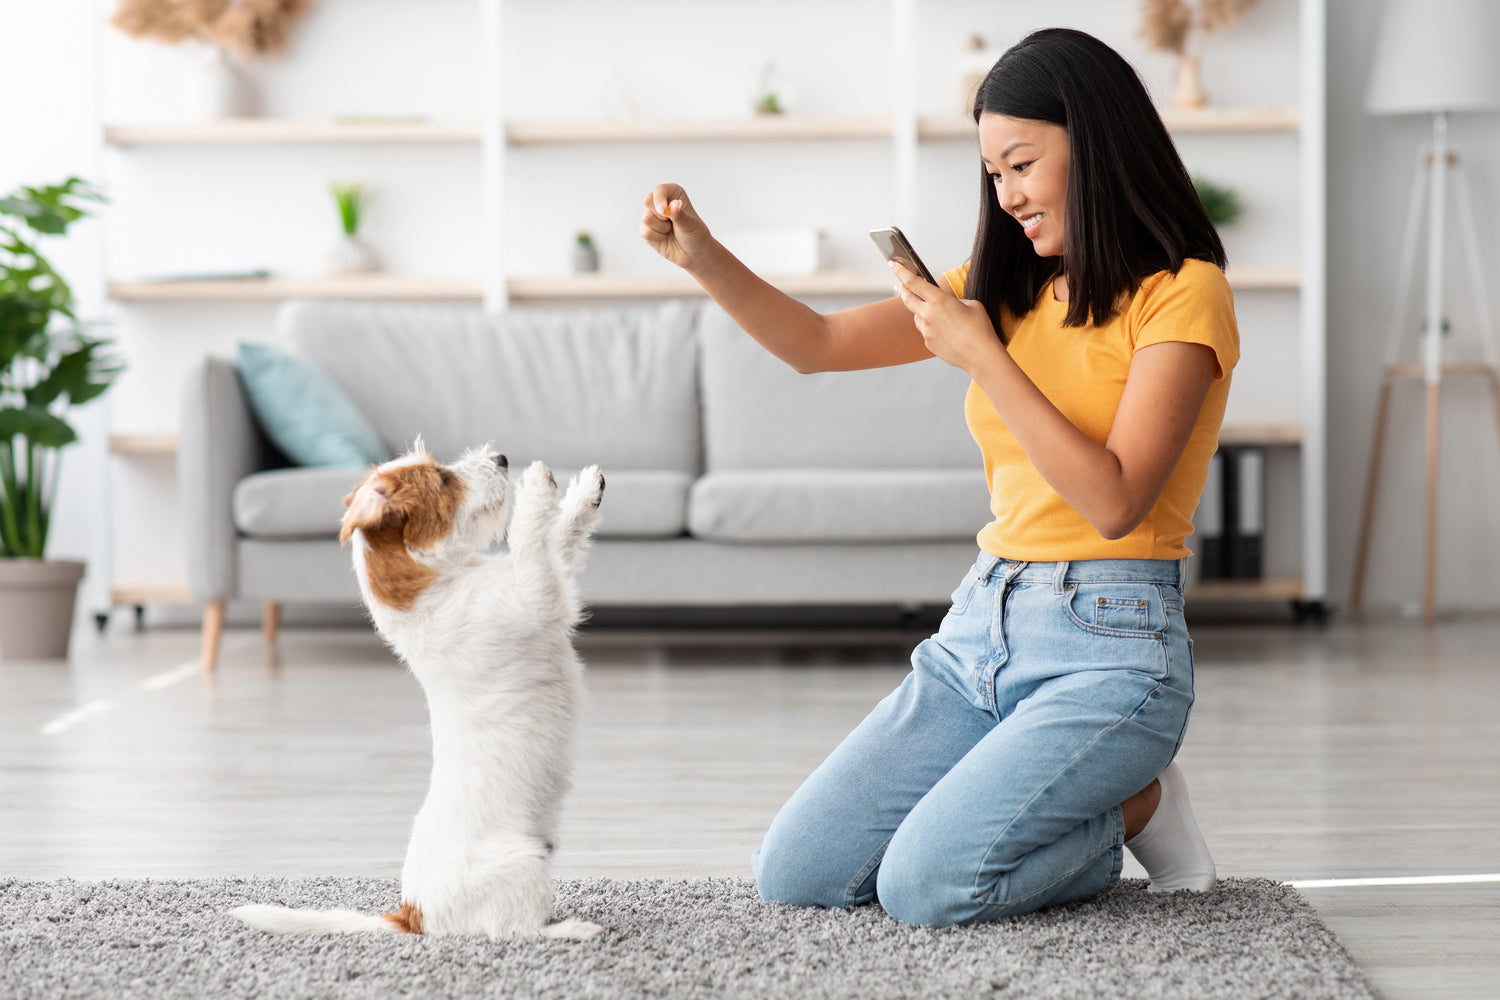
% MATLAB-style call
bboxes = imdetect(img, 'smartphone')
[869,226,937,285]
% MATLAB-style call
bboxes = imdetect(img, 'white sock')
[1125,761,1217,892]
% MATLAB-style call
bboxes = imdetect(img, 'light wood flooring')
[3,615,1498,1000]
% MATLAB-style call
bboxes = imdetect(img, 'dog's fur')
[231,441,605,940]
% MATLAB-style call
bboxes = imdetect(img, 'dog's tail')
[231,900,423,936]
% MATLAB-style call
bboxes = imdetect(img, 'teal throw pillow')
[234,341,390,467]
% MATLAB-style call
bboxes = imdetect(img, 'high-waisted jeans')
[751,553,1196,927]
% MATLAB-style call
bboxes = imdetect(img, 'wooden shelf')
[109,274,484,301]
[104,107,1300,149]
[107,266,1296,303]
[109,433,178,456]
[509,270,893,300]
[507,115,893,145]
[1219,422,1303,446]
[104,119,480,146]
[111,582,195,607]
[919,106,1301,141]
[1189,576,1304,602]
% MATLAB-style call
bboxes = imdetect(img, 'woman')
[640,27,1234,927]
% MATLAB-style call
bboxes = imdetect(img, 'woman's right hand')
[641,183,713,272]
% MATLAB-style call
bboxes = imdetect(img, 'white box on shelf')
[717,229,828,275]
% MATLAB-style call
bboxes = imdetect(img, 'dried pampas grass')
[110,0,311,61]
[1139,0,1258,55]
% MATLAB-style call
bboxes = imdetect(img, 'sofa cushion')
[233,466,691,540]
[687,469,991,543]
[696,301,978,471]
[233,342,390,467]
[277,299,701,474]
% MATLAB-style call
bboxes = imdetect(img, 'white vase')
[326,235,380,274]
[1173,54,1209,110]
[186,44,259,120]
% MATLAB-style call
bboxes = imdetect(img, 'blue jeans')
[752,553,1195,926]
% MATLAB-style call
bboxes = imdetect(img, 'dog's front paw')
[568,465,605,511]
[520,460,558,497]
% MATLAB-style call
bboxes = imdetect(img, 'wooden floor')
[3,615,1498,1000]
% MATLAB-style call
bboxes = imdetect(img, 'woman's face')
[978,114,1070,259]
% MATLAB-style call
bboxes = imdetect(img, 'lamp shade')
[1366,0,1500,115]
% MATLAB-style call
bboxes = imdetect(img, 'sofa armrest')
[179,355,280,602]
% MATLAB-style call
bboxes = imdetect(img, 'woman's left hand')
[889,261,1004,375]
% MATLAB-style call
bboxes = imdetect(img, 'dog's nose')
[495,453,508,470]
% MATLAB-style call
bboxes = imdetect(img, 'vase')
[1173,54,1208,110]
[326,235,380,274]
[186,44,259,120]
[0,559,85,660]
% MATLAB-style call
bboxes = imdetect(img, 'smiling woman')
[640,26,1238,929]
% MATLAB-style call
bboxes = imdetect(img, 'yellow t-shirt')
[945,258,1239,562]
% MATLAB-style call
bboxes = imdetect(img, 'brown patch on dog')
[339,454,467,610]
[382,900,425,934]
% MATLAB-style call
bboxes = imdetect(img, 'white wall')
[3,0,1496,618]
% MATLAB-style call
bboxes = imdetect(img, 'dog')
[231,441,605,940]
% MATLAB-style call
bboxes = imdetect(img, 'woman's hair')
[966,27,1226,331]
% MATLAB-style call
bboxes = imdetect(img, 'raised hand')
[640,183,715,271]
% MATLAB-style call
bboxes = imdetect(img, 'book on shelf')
[1194,446,1265,581]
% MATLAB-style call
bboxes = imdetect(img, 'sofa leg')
[200,601,226,671]
[262,602,282,651]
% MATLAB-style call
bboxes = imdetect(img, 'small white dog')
[232,441,605,941]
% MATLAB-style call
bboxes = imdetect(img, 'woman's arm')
[641,183,931,373]
[889,261,1217,540]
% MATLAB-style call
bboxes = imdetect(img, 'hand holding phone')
[869,226,937,285]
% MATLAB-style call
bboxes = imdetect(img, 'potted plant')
[1139,0,1260,109]
[0,177,120,660]
[326,181,379,274]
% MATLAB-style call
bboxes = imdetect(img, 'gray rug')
[1,876,1376,1000]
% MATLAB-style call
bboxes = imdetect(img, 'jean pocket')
[1060,583,1164,641]
[948,574,981,615]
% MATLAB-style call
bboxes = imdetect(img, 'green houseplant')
[0,177,120,658]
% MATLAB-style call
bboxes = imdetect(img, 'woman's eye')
[1012,161,1031,173]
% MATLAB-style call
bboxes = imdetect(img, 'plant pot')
[0,559,85,661]
[326,235,380,274]
[571,242,600,274]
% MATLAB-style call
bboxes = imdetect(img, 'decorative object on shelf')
[1138,0,1259,109]
[753,60,785,116]
[958,34,1004,113]
[325,181,379,274]
[108,0,312,119]
[1351,0,1500,625]
[0,178,122,660]
[1192,176,1243,228]
[572,232,600,274]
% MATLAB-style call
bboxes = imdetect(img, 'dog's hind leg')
[554,466,605,569]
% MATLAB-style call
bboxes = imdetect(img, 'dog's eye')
[438,469,454,485]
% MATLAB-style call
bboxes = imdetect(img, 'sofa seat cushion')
[687,469,991,543]
[233,467,691,539]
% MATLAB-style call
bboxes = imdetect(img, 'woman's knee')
[751,827,875,910]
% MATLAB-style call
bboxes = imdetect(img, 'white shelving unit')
[101,0,1327,617]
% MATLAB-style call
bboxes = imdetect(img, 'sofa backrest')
[697,300,979,470]
[278,299,701,473]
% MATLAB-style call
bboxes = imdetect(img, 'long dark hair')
[966,27,1226,332]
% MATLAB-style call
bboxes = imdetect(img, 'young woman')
[640,27,1235,927]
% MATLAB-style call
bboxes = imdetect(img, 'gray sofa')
[181,297,991,667]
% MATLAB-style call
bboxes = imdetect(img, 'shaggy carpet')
[1,876,1376,1000]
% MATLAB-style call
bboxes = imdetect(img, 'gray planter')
[0,559,85,660]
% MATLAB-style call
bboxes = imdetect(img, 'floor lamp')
[1351,0,1500,623]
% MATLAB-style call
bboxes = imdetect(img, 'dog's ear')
[340,478,394,546]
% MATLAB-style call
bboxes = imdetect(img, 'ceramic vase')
[1174,54,1209,109]
[326,235,379,274]
[187,44,259,120]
